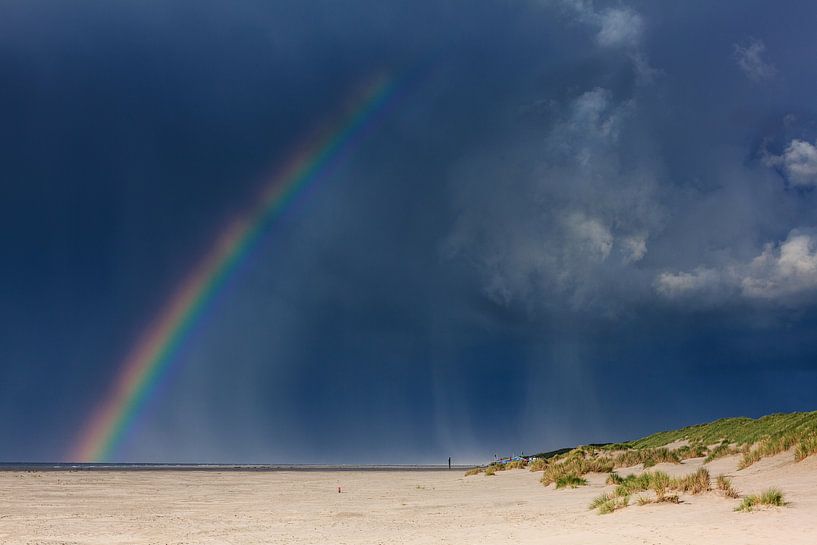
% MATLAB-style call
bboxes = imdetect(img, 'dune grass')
[794,434,817,462]
[555,474,588,489]
[589,492,629,515]
[484,466,496,476]
[716,474,740,498]
[703,443,737,463]
[588,468,711,514]
[540,451,614,487]
[735,488,787,512]
[528,458,547,472]
[614,447,680,468]
[606,472,624,485]
[464,467,483,477]
[504,459,528,470]
[627,412,817,468]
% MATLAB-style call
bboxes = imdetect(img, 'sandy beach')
[2,453,815,544]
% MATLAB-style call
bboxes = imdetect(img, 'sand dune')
[1,453,815,544]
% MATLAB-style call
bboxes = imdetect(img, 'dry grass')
[503,460,528,470]
[528,458,547,472]
[484,466,496,476]
[673,468,711,495]
[675,444,709,460]
[795,434,817,462]
[736,488,787,512]
[589,468,711,514]
[614,447,680,469]
[540,451,614,487]
[464,467,483,477]
[716,474,739,498]
[589,492,629,515]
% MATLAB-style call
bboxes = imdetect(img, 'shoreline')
[0,463,473,472]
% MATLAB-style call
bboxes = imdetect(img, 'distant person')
[448,457,451,470]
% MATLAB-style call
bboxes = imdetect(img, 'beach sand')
[1,454,816,544]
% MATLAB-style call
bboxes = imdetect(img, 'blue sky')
[2,0,817,463]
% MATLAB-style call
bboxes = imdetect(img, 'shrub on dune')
[484,466,497,476]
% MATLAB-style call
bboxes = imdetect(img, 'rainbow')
[73,73,396,462]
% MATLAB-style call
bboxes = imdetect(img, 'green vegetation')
[735,488,787,512]
[703,443,736,463]
[795,434,817,462]
[606,472,624,485]
[628,412,817,468]
[527,411,817,487]
[716,474,739,498]
[588,468,710,513]
[675,444,708,460]
[555,474,588,489]
[589,492,629,515]
[615,447,681,468]
[484,466,496,476]
[673,468,711,494]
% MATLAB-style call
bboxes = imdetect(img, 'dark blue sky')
[2,0,817,463]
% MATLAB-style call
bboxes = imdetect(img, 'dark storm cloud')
[2,0,817,462]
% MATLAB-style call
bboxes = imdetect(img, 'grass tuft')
[484,466,496,476]
[704,444,736,463]
[555,474,588,489]
[606,472,624,485]
[590,493,630,515]
[716,474,739,498]
[464,467,483,477]
[673,468,710,495]
[795,435,817,462]
[736,488,786,512]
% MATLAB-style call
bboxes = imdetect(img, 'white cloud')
[764,139,817,187]
[742,231,817,299]
[656,229,817,305]
[549,1,655,86]
[734,39,776,81]
[621,234,647,263]
[564,212,613,262]
[596,7,643,48]
[445,87,663,310]
[655,268,724,299]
